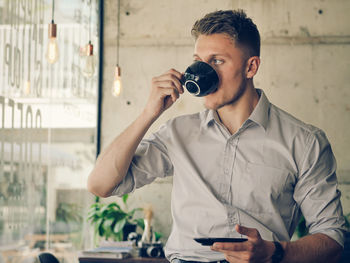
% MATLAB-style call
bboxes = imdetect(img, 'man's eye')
[213,59,223,65]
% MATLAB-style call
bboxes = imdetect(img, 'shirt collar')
[202,89,270,131]
[248,89,270,131]
[203,109,216,127]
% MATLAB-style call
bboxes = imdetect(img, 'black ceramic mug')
[181,61,219,97]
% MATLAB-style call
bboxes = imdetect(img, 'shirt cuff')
[111,173,135,196]
[312,228,346,248]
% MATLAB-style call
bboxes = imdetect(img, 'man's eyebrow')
[193,53,228,59]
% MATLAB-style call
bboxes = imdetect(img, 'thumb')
[235,224,261,239]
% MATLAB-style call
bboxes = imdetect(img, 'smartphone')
[194,237,248,246]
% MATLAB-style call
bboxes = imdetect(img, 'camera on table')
[128,232,164,258]
[139,242,164,258]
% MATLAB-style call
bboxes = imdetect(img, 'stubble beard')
[204,77,248,111]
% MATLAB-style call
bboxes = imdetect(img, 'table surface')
[79,257,169,263]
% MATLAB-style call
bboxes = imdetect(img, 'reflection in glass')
[82,42,95,78]
[0,0,99,262]
[24,81,31,95]
[46,33,59,64]
[112,66,122,97]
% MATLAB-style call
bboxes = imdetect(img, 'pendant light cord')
[116,0,120,66]
[89,0,92,42]
[51,0,55,23]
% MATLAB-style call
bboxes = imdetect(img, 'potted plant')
[88,194,144,243]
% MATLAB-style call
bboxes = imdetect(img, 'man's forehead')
[195,33,236,44]
[193,34,238,57]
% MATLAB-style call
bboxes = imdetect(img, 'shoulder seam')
[296,129,324,179]
[270,105,319,134]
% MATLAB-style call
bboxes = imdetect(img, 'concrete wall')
[101,0,350,240]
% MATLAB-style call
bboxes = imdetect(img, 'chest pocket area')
[237,162,291,214]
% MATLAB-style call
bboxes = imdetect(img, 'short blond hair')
[191,10,260,57]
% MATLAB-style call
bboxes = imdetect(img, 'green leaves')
[88,194,164,242]
[122,194,129,205]
[127,208,142,220]
[134,218,145,229]
[154,231,163,241]
[113,218,127,233]
[295,215,308,238]
[56,203,83,223]
[87,194,141,242]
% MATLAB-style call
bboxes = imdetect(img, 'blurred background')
[0,0,349,262]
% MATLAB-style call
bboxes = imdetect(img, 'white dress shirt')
[112,89,346,262]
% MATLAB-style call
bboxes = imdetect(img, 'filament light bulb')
[112,66,122,97]
[24,81,31,95]
[46,22,59,64]
[82,42,95,78]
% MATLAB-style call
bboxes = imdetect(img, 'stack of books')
[78,241,134,260]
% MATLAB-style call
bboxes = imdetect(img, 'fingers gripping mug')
[181,61,219,97]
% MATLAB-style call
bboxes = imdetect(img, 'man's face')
[193,33,248,110]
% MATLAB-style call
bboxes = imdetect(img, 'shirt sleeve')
[111,124,174,196]
[293,129,347,247]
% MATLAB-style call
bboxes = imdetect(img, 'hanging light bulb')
[112,0,122,97]
[46,0,59,64]
[82,1,95,78]
[24,80,31,95]
[82,41,95,78]
[112,66,122,97]
[46,21,59,64]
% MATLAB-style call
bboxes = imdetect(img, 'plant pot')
[123,224,136,241]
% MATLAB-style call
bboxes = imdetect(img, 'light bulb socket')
[86,42,94,56]
[115,66,121,77]
[48,22,57,38]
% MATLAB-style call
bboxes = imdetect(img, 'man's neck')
[217,85,259,135]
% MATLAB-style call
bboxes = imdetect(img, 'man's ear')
[245,56,260,79]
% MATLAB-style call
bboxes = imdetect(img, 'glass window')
[0,0,100,262]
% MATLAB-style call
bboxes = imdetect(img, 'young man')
[88,10,346,262]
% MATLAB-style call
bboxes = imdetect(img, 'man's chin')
[203,99,220,110]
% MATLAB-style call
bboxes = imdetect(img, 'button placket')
[230,135,240,207]
[220,140,231,202]
[226,136,239,204]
